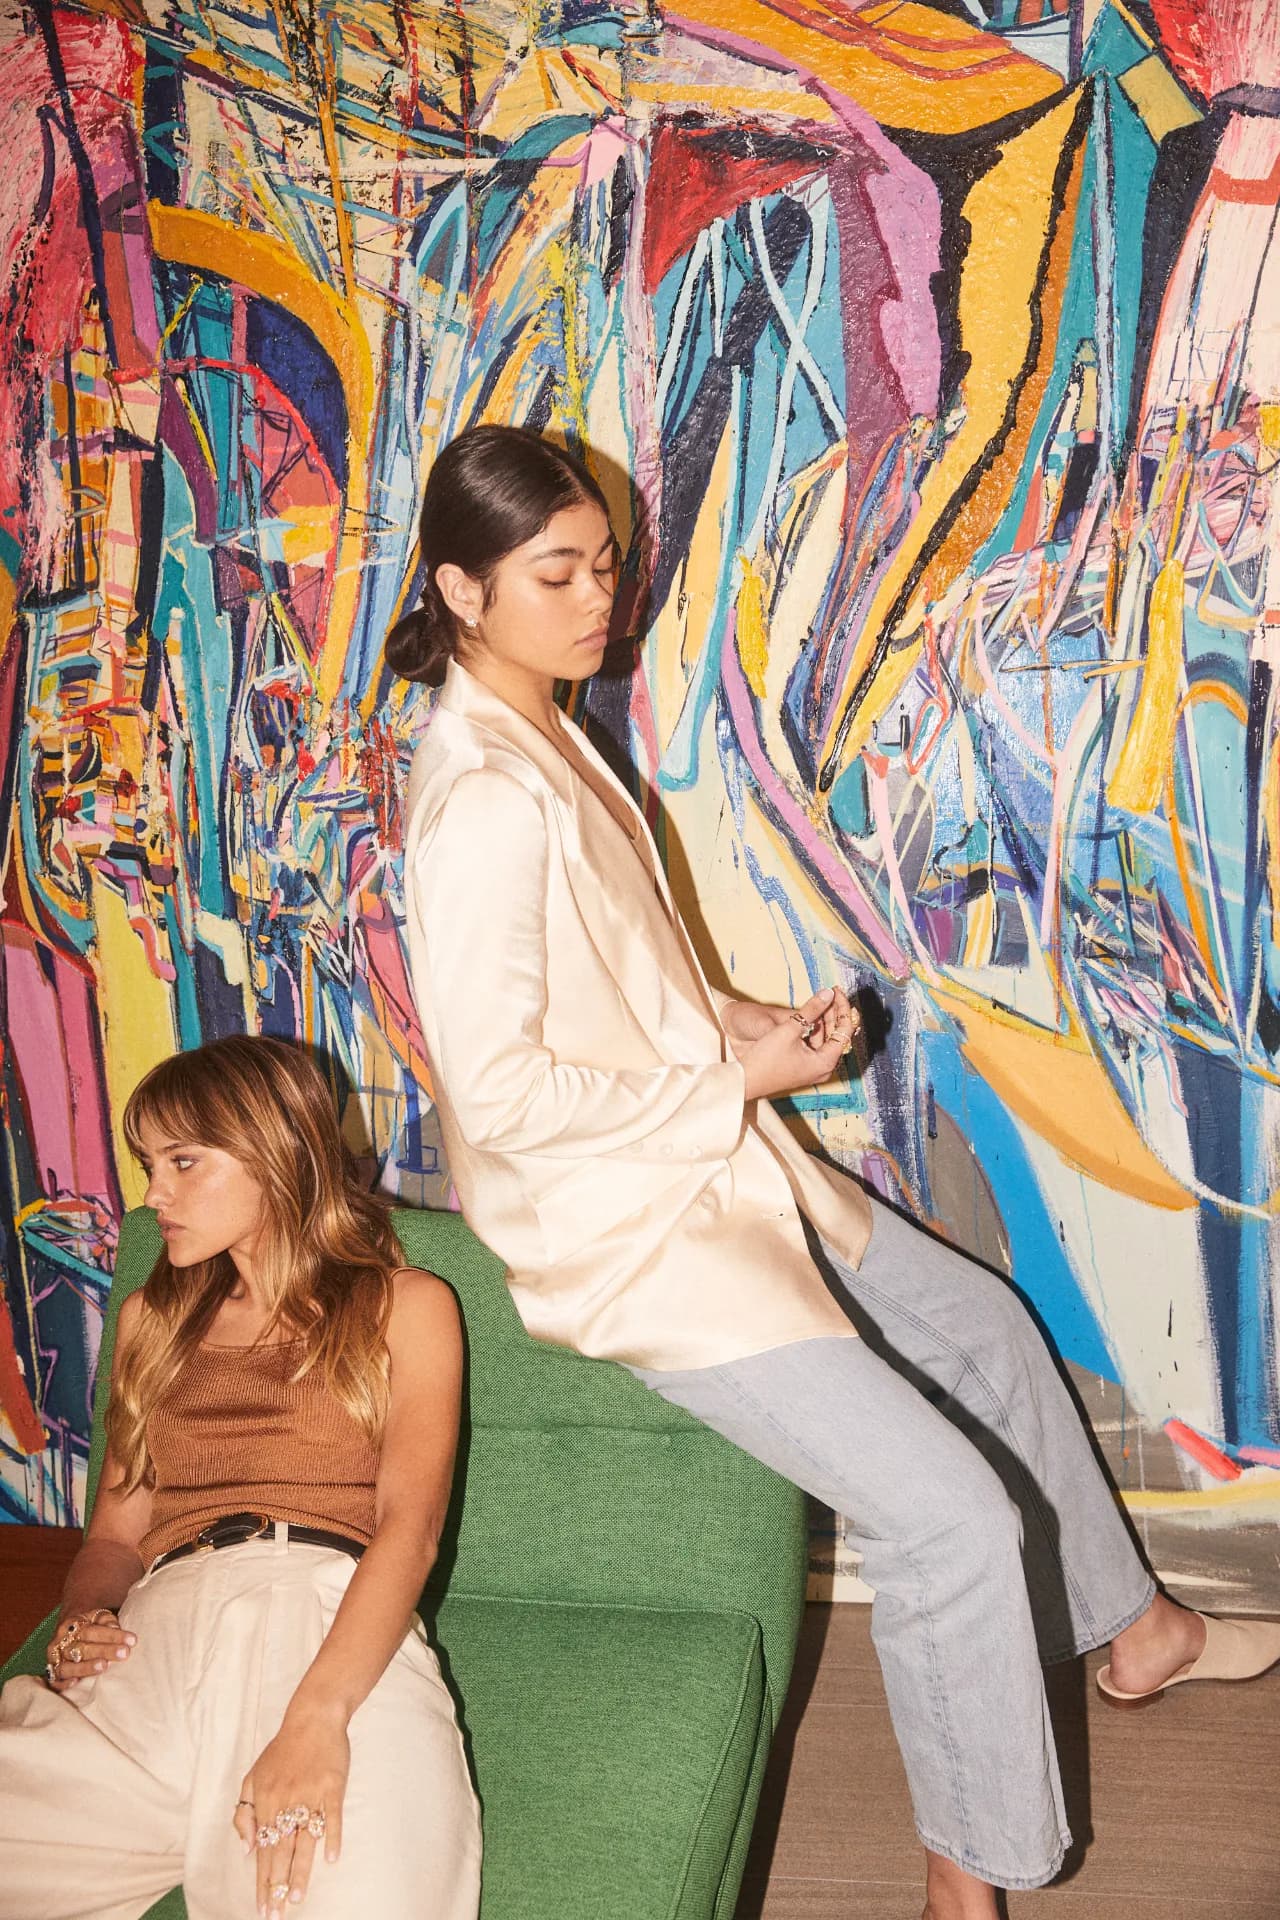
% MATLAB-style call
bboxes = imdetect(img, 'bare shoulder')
[114,1289,147,1351]
[386,1266,462,1341]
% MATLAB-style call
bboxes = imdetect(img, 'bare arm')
[46,1292,152,1688]
[233,1269,465,1911]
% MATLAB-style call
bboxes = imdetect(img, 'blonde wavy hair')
[107,1035,399,1493]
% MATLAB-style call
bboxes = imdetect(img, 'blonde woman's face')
[135,1119,266,1270]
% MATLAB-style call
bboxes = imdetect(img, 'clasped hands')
[723,985,861,1103]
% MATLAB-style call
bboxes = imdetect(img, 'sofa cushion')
[436,1594,767,1919]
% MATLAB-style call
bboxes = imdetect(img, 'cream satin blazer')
[402,659,870,1371]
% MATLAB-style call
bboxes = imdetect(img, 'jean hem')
[1040,1572,1157,1666]
[915,1825,1070,1891]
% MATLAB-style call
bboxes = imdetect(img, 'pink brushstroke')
[0,926,117,1204]
[720,613,912,975]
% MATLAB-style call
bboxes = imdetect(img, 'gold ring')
[270,1884,289,1904]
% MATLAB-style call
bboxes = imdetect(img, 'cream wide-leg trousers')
[0,1531,482,1920]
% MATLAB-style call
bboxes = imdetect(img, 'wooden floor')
[4,1531,1278,1918]
[741,1604,1280,1920]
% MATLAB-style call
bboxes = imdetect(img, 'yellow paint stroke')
[147,205,372,710]
[819,90,1088,782]
[1107,556,1186,811]
[544,236,591,447]
[672,0,1060,134]
[737,554,770,698]
[0,568,16,648]
[1121,1478,1280,1514]
[88,872,177,1210]
[928,976,1196,1209]
[1163,679,1248,1010]
[1117,53,1201,140]
[653,410,738,749]
[314,17,357,300]
[961,886,995,968]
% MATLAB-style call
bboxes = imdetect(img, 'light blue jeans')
[629,1195,1155,1889]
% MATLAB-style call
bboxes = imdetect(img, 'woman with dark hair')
[395,424,1280,1920]
[0,1036,481,1920]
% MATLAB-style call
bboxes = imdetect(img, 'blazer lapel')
[438,663,721,1059]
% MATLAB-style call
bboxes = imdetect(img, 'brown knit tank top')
[139,1336,380,1565]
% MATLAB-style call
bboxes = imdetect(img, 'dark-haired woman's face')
[458,500,616,687]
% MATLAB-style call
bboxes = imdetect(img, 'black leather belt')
[150,1511,368,1572]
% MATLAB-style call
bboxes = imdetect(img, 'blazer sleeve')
[409,768,746,1163]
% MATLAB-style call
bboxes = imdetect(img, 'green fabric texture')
[4,1206,808,1919]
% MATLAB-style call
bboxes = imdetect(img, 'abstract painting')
[0,0,1276,1604]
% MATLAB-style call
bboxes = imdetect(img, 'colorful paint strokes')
[0,1,1276,1602]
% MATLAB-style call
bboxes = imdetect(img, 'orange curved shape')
[147,206,373,455]
[928,980,1197,1211]
[671,0,1061,134]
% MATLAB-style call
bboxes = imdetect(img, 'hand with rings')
[739,985,862,1103]
[791,983,860,1058]
[233,1717,349,1913]
[45,1607,137,1691]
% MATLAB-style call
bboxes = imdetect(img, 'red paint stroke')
[1151,0,1280,101]
[0,1287,44,1455]
[642,120,828,293]
[1206,150,1280,206]
[1164,1417,1243,1480]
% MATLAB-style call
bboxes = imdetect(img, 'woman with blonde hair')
[0,1035,481,1920]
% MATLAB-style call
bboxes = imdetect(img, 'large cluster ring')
[255,1824,282,1850]
[307,1811,327,1839]
[276,1804,309,1835]
[270,1885,290,1903]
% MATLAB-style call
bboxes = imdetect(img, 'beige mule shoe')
[1096,1615,1280,1707]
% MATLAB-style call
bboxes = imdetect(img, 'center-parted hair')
[107,1035,400,1493]
[385,423,609,686]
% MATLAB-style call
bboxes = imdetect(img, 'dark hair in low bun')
[385,425,609,686]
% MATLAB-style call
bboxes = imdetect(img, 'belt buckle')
[195,1514,274,1552]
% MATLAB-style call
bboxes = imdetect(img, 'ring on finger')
[256,1824,282,1850]
[306,1811,326,1838]
[270,1884,290,1905]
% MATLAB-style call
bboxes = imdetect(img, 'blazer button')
[660,1143,674,1157]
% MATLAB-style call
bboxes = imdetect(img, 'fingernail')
[124,1634,136,1644]
[94,1660,105,1672]
[115,1647,128,1658]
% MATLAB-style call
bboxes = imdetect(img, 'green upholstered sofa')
[2,1206,809,1918]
